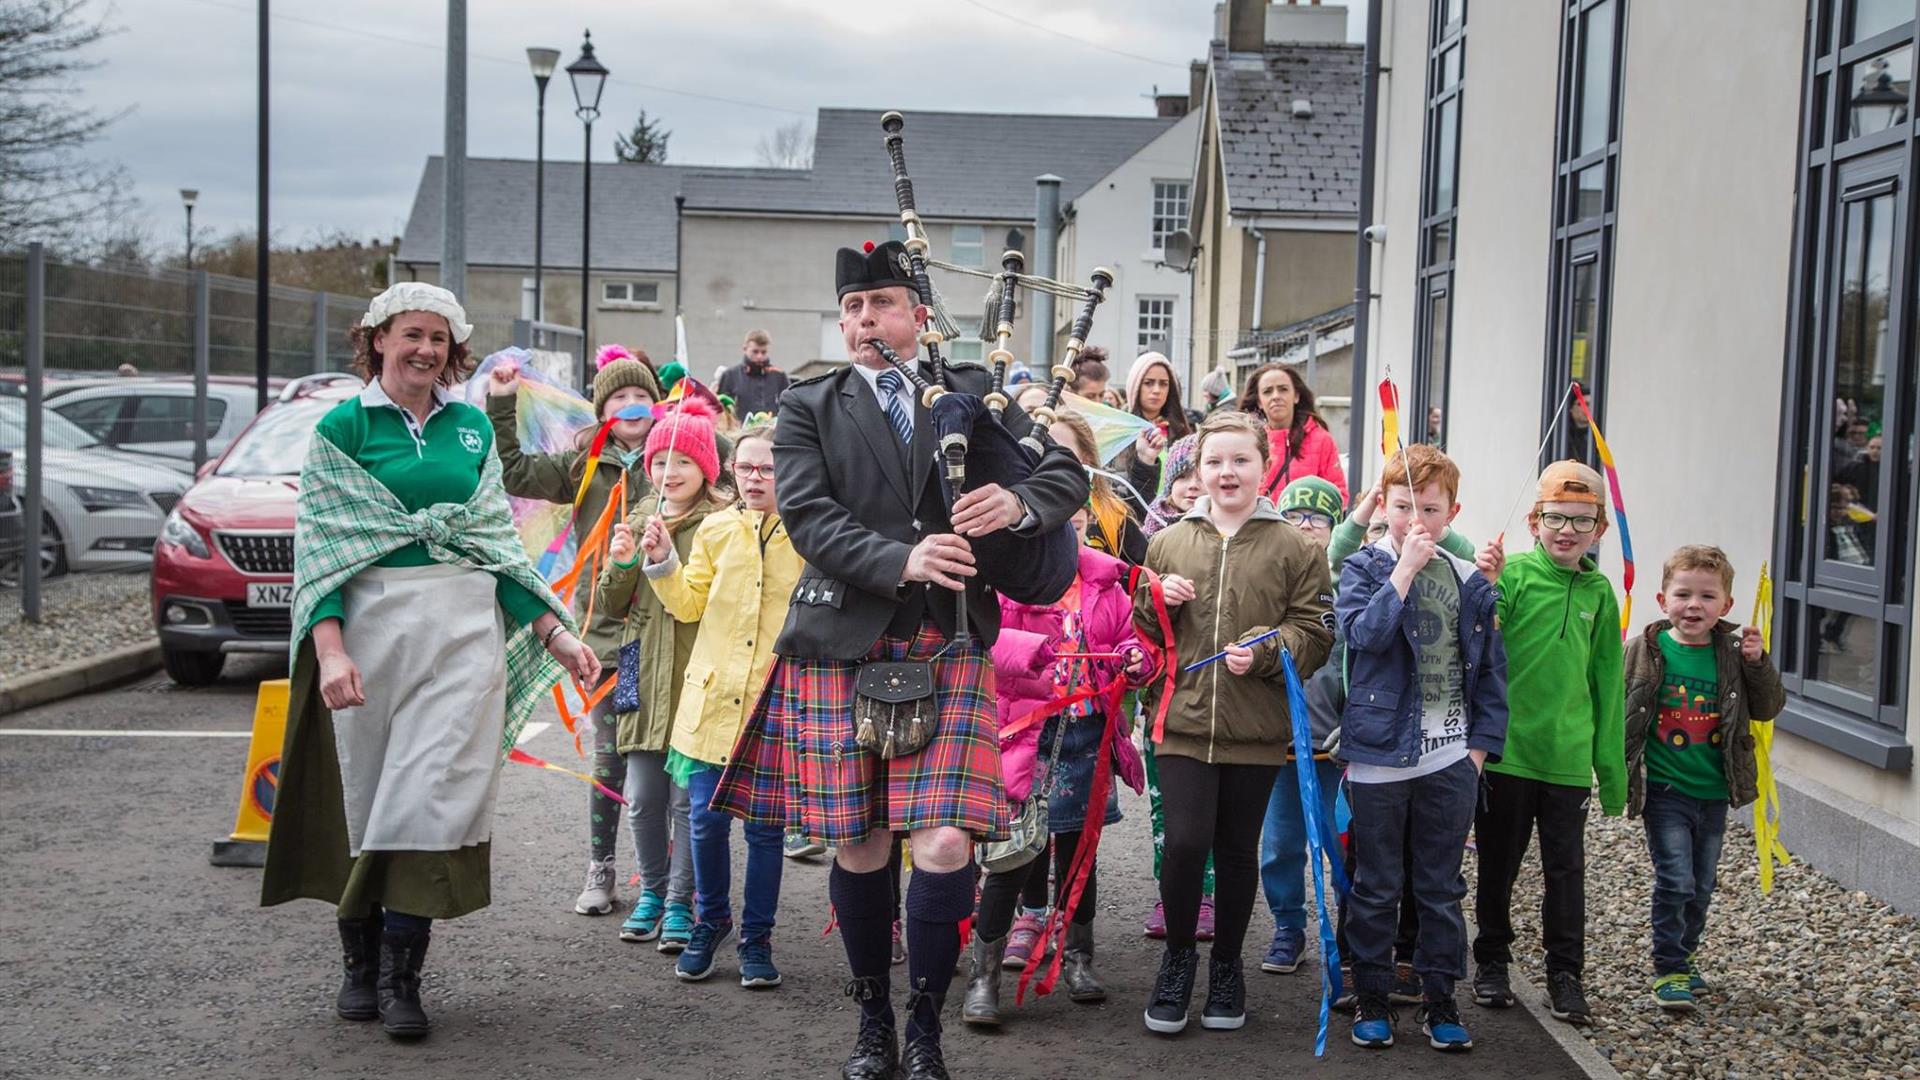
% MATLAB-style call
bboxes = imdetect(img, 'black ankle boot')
[1062,922,1106,1003]
[841,976,898,1080]
[902,980,951,1080]
[377,925,431,1039]
[335,912,383,1021]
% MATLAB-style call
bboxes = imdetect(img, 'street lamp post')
[567,31,609,392]
[527,47,560,324]
[180,189,198,268]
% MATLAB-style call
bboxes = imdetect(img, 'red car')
[151,375,361,684]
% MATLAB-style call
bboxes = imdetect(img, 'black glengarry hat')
[836,240,921,301]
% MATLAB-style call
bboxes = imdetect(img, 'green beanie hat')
[1278,475,1345,520]
[591,346,662,419]
[658,360,687,395]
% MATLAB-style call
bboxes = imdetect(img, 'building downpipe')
[1032,174,1064,369]
[1347,0,1385,476]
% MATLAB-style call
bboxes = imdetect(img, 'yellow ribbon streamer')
[1750,561,1790,893]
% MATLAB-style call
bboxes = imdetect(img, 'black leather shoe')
[376,925,431,1039]
[335,913,381,1021]
[902,1037,952,1080]
[841,977,899,1080]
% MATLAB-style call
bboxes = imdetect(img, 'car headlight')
[159,509,211,559]
[72,485,146,513]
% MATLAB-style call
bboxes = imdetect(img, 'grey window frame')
[1771,0,1920,769]
[1541,0,1628,466]
[1413,0,1466,446]
[1138,295,1177,352]
[1151,181,1191,251]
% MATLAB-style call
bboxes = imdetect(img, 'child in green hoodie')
[1468,460,1626,1026]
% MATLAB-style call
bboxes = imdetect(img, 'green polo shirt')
[306,384,548,633]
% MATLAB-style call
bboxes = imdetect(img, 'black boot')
[377,924,431,1039]
[901,980,951,1080]
[961,935,1006,1027]
[1061,922,1106,1003]
[1143,944,1199,1035]
[335,912,383,1021]
[841,976,899,1080]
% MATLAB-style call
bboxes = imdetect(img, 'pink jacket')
[1260,417,1348,501]
[991,547,1156,801]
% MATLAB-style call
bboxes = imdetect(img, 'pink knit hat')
[644,398,721,484]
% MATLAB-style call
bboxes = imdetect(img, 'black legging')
[976,831,1097,941]
[1157,755,1279,957]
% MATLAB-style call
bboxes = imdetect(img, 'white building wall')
[1060,110,1204,389]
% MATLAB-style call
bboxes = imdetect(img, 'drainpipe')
[1347,0,1384,475]
[1248,225,1268,335]
[674,193,685,324]
[1032,175,1063,368]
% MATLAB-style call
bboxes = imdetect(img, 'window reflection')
[1577,1,1616,157]
[1566,259,1599,464]
[1426,290,1450,447]
[1824,190,1893,566]
[1810,603,1877,700]
[1846,46,1911,139]
[1850,0,1912,45]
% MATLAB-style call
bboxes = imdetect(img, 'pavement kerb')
[0,642,163,718]
[1460,914,1625,1080]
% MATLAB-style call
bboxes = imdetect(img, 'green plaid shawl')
[292,431,574,752]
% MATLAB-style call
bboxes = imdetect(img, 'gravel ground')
[1481,809,1920,1079]
[0,570,153,681]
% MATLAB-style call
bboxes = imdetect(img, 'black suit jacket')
[771,359,1088,659]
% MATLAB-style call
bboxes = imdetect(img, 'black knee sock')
[384,910,432,933]
[904,863,976,1044]
[830,862,896,1024]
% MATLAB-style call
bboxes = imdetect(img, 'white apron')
[332,563,510,854]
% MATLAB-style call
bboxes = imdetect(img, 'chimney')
[1266,0,1347,45]
[1225,0,1265,52]
[1190,59,1208,109]
[1155,93,1190,118]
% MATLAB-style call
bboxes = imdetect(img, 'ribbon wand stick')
[1183,627,1283,673]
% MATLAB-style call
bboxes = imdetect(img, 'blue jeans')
[686,766,784,942]
[1259,758,1343,929]
[1346,757,1479,998]
[1642,784,1728,976]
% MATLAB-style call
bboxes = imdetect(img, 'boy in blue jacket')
[1335,445,1508,1053]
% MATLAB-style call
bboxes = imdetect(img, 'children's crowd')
[491,336,1781,1054]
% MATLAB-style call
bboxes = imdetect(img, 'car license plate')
[247,582,293,609]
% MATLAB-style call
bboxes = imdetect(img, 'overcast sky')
[85,0,1366,251]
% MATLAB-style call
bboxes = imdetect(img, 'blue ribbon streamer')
[1282,647,1341,1057]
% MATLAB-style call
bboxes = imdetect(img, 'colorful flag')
[1060,390,1157,466]
[1571,383,1635,639]
[1377,376,1402,459]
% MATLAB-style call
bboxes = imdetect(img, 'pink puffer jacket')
[990,547,1157,801]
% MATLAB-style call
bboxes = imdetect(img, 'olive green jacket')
[599,500,718,754]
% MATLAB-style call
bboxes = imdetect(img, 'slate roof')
[678,107,1175,219]
[1211,40,1364,216]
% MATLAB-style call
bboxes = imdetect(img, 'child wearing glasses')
[1467,460,1627,1026]
[630,424,802,988]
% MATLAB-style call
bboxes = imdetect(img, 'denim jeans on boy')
[1346,756,1479,998]
[685,765,784,941]
[1642,783,1728,977]
[1260,758,1343,929]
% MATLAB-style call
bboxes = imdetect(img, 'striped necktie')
[876,370,913,447]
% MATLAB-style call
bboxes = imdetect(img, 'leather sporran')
[852,660,936,759]
[978,714,1068,873]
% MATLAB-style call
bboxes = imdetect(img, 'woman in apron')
[261,283,600,1040]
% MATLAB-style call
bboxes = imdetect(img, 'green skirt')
[259,637,493,920]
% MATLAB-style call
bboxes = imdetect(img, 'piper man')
[711,240,1088,1080]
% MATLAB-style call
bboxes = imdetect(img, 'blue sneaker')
[619,892,665,942]
[1686,955,1708,993]
[1653,972,1696,1012]
[1261,926,1307,974]
[739,937,783,988]
[1420,998,1473,1052]
[675,920,734,981]
[1351,992,1395,1048]
[656,901,695,954]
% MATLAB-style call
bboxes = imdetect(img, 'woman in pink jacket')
[1240,362,1347,502]
[962,510,1157,1028]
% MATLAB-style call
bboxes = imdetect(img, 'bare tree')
[755,120,814,170]
[0,0,131,250]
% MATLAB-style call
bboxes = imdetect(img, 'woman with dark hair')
[263,283,600,1040]
[1070,346,1112,399]
[1120,352,1203,501]
[1238,362,1347,502]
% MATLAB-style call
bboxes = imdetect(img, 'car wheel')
[40,512,66,578]
[162,647,225,687]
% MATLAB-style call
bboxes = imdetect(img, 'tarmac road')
[0,657,1589,1080]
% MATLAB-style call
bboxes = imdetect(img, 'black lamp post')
[527,47,559,323]
[180,189,198,268]
[1850,57,1908,138]
[566,30,608,391]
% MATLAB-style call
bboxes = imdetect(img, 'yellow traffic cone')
[210,678,289,867]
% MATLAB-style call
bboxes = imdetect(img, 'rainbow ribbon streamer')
[508,747,628,805]
[1060,390,1157,465]
[1377,375,1402,460]
[1571,383,1634,639]
[1750,561,1791,893]
[1282,648,1342,1057]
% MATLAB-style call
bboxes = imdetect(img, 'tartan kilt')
[712,619,1007,846]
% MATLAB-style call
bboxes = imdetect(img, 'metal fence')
[0,244,583,678]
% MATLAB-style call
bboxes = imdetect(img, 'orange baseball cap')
[1535,459,1606,515]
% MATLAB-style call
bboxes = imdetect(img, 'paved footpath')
[0,658,1590,1080]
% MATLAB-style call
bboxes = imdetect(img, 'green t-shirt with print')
[1645,630,1728,801]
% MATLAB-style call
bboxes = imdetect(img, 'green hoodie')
[1492,545,1627,814]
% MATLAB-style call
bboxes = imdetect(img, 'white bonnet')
[360,282,473,344]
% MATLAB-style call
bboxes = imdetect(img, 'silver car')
[44,378,266,474]
[0,398,191,578]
